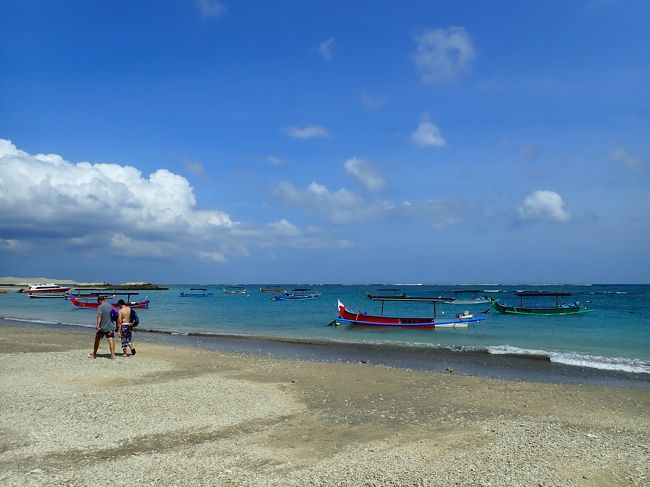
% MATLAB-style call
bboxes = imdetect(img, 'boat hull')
[272,293,320,301]
[70,296,150,309]
[490,299,591,316]
[337,300,483,328]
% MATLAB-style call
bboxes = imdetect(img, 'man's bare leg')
[91,336,100,358]
[108,337,116,360]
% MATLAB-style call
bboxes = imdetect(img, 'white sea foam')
[488,345,650,374]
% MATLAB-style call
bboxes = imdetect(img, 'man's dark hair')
[97,296,105,302]
[117,299,126,306]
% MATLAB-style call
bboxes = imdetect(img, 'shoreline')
[0,322,649,486]
[3,317,649,389]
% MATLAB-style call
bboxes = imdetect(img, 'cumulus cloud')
[413,27,476,83]
[318,38,335,61]
[411,116,446,147]
[518,190,570,222]
[272,180,476,229]
[0,139,346,261]
[196,0,225,19]
[282,125,329,139]
[344,157,385,191]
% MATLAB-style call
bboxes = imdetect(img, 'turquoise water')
[1,284,649,374]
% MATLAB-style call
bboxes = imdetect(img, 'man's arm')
[96,311,101,330]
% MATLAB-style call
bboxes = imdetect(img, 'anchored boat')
[335,297,484,329]
[180,288,215,297]
[224,286,247,295]
[70,292,150,309]
[443,289,490,305]
[272,288,321,301]
[490,291,591,316]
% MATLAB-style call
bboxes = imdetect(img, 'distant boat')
[22,283,71,298]
[366,288,406,300]
[490,291,592,316]
[444,290,490,305]
[180,288,214,297]
[224,286,247,295]
[260,287,285,293]
[70,293,150,309]
[272,288,321,301]
[335,299,484,329]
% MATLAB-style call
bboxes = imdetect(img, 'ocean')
[1,284,649,377]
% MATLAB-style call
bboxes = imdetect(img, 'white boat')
[22,283,71,298]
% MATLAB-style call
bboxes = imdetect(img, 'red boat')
[336,299,484,328]
[70,294,150,309]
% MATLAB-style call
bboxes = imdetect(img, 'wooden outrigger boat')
[260,287,285,293]
[180,288,214,297]
[224,286,247,295]
[490,291,591,316]
[70,293,150,309]
[443,289,490,305]
[336,298,484,329]
[366,288,406,300]
[272,288,321,301]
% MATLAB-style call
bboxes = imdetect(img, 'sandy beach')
[0,323,648,486]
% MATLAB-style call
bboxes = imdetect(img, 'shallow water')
[1,284,649,374]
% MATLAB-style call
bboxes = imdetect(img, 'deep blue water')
[1,284,649,374]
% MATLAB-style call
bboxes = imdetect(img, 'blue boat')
[272,288,321,301]
[180,288,214,297]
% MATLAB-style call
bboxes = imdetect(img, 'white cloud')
[196,0,225,19]
[318,38,335,61]
[272,180,475,229]
[199,251,227,263]
[273,181,375,224]
[267,156,282,165]
[184,159,208,179]
[413,27,476,84]
[0,139,350,261]
[360,92,386,109]
[282,125,329,139]
[611,147,644,171]
[518,190,570,222]
[411,116,446,147]
[344,157,385,191]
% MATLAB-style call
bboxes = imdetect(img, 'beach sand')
[0,324,648,486]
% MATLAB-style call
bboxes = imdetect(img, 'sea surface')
[1,284,649,376]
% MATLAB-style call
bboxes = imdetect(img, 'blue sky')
[1,0,649,284]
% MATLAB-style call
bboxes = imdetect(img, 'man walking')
[90,295,116,359]
[117,299,136,356]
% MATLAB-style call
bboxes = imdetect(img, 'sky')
[1,0,649,284]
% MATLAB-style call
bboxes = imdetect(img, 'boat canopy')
[514,291,572,297]
[189,288,208,291]
[369,296,455,303]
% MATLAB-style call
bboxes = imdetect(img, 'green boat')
[490,291,592,316]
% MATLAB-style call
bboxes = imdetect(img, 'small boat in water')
[335,298,484,328]
[366,288,406,300]
[70,293,150,309]
[490,291,591,316]
[22,283,71,298]
[272,288,321,301]
[444,290,490,305]
[260,287,286,293]
[180,288,214,297]
[224,286,247,295]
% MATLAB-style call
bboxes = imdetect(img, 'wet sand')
[0,323,649,486]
